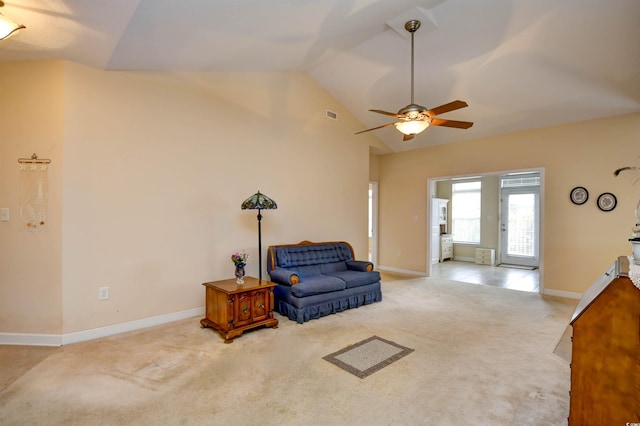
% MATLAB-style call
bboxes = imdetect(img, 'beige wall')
[0,61,64,334]
[3,59,637,337]
[378,112,640,294]
[1,61,382,335]
[369,151,380,182]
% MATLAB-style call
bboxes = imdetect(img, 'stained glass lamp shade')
[241,191,277,280]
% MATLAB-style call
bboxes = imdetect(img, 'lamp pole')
[257,208,263,281]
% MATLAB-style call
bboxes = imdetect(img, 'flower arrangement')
[231,251,249,267]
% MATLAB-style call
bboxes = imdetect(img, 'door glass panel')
[507,193,535,257]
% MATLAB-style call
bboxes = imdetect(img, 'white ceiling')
[1,0,639,153]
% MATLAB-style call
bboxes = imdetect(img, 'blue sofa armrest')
[269,268,300,286]
[346,260,374,272]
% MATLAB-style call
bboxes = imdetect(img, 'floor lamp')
[241,191,277,281]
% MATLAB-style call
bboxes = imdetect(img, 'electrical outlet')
[1,208,9,222]
[98,286,110,300]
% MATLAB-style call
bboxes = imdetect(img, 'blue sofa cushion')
[326,270,381,289]
[273,243,353,269]
[296,264,323,278]
[319,261,348,274]
[290,275,346,297]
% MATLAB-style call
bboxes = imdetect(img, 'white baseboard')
[0,307,205,347]
[0,333,62,347]
[377,265,427,277]
[543,289,582,299]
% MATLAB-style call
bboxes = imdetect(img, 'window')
[452,180,481,243]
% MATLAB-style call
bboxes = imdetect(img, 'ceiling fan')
[356,19,473,142]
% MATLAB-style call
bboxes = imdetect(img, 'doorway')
[499,173,540,268]
[427,168,543,292]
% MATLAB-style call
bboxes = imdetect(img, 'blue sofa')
[266,241,382,323]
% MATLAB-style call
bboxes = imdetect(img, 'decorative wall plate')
[570,186,589,205]
[597,192,617,212]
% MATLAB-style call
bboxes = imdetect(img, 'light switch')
[0,208,9,222]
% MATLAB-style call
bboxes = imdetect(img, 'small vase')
[235,264,245,284]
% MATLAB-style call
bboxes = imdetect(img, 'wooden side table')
[200,276,278,343]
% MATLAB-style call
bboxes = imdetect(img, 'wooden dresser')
[568,256,640,425]
[201,276,278,343]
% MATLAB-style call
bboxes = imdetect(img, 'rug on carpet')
[322,335,414,378]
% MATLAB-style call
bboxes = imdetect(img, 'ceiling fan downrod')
[405,20,421,107]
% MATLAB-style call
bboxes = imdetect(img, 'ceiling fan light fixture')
[355,18,472,140]
[395,120,429,136]
[0,1,25,40]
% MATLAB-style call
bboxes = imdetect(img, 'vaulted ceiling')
[1,0,639,152]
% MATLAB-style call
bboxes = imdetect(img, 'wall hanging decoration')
[17,153,51,232]
[570,186,589,205]
[596,192,617,212]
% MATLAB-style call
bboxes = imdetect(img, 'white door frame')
[369,181,378,265]
[499,186,540,267]
[426,167,545,293]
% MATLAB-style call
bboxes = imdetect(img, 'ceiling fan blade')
[426,100,469,117]
[430,118,474,129]
[354,122,396,135]
[369,109,403,118]
[403,133,415,142]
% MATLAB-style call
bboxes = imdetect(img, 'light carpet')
[322,335,414,378]
[0,276,577,425]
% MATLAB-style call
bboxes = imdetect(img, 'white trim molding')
[377,265,427,277]
[0,307,204,347]
[543,289,582,299]
[0,332,62,347]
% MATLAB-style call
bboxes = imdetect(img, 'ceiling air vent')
[325,110,338,120]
